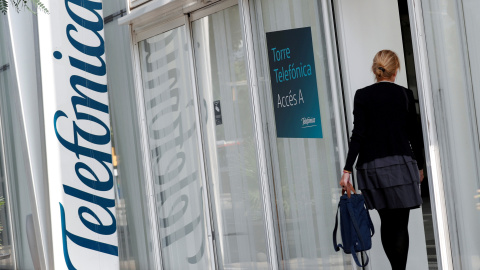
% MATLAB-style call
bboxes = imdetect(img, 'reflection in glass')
[103,0,156,266]
[0,63,14,270]
[0,15,34,269]
[138,27,212,269]
[192,5,269,269]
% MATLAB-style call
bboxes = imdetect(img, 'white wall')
[335,0,408,120]
[333,0,429,269]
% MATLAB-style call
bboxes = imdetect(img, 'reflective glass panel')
[0,31,14,270]
[192,5,270,269]
[138,26,212,269]
[0,15,36,270]
[252,0,348,269]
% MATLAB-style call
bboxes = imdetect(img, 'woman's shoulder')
[355,83,415,102]
[355,84,375,95]
[391,84,415,97]
[359,82,412,92]
[355,83,384,98]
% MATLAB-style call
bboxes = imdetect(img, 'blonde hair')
[372,50,400,81]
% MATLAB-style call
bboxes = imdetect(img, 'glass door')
[191,3,271,269]
[249,0,350,269]
[137,25,214,270]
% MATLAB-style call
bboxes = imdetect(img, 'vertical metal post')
[238,0,279,269]
[407,1,453,269]
[5,12,45,269]
[129,28,164,270]
[0,17,18,269]
[0,86,17,270]
[184,14,219,270]
[320,0,348,166]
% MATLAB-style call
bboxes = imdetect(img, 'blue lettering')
[60,203,118,259]
[65,0,103,32]
[69,56,106,76]
[75,161,113,192]
[63,185,116,235]
[54,111,111,163]
[56,0,118,267]
[271,47,291,62]
[66,24,104,57]
[72,115,110,145]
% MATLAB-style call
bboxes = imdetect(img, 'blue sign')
[266,27,323,138]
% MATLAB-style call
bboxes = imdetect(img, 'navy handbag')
[333,194,375,267]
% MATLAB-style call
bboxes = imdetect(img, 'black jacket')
[344,82,425,171]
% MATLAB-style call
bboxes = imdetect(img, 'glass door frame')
[0,15,37,268]
[187,1,279,268]
[130,14,218,270]
[0,67,18,269]
[128,0,279,269]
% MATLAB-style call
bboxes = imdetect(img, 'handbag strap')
[333,198,375,248]
[333,204,341,252]
[333,198,373,267]
[346,201,370,267]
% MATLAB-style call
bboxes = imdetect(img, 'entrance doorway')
[332,0,438,269]
[397,1,438,268]
[191,2,271,269]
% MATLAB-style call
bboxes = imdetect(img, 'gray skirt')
[356,155,422,210]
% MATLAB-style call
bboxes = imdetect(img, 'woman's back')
[350,82,420,168]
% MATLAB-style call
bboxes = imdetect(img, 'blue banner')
[266,27,323,138]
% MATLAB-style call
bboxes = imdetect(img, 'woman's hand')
[339,172,355,198]
[419,169,424,182]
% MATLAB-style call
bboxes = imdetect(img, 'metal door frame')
[407,1,453,269]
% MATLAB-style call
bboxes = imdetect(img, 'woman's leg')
[378,208,411,270]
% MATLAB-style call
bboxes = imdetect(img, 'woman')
[339,50,425,270]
